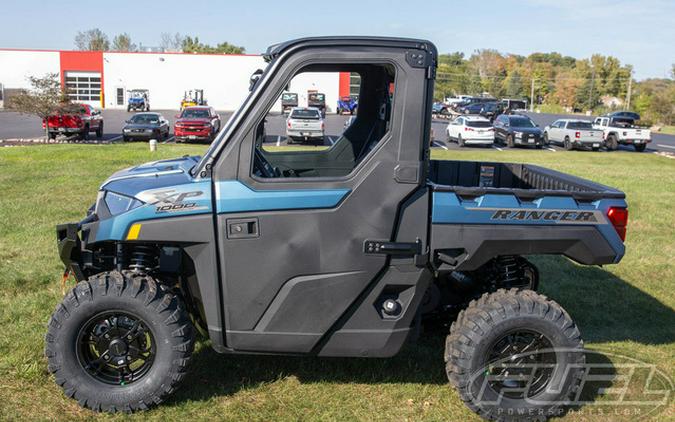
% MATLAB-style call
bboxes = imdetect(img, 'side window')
[252,63,395,179]
[456,117,463,125]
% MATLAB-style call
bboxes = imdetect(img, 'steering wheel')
[253,149,280,178]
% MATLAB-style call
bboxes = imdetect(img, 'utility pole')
[588,66,596,111]
[626,73,633,110]
[530,77,535,112]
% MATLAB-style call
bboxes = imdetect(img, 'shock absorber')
[128,245,158,273]
[496,256,521,288]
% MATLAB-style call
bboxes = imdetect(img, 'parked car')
[307,92,326,117]
[479,102,504,121]
[446,115,494,147]
[337,96,358,115]
[544,119,603,151]
[451,96,497,112]
[432,101,450,115]
[174,106,221,142]
[593,111,651,152]
[286,107,325,144]
[127,89,150,112]
[281,92,298,114]
[494,114,544,148]
[122,112,170,142]
[43,103,103,140]
[458,102,487,115]
[50,36,629,420]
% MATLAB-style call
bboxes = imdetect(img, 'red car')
[174,106,221,142]
[43,104,103,140]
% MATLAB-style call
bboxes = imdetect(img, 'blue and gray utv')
[127,89,149,112]
[48,37,628,420]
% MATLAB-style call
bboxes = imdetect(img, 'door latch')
[227,218,259,239]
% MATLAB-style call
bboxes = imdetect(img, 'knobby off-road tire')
[45,271,195,413]
[445,289,585,421]
[634,143,646,152]
[606,134,619,151]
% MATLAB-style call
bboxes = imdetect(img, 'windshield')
[466,120,492,128]
[309,93,325,102]
[567,121,593,129]
[130,91,145,98]
[181,109,210,118]
[129,114,159,124]
[282,93,297,101]
[509,117,535,128]
[290,109,321,119]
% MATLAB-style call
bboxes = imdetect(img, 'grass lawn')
[0,144,673,421]
[659,126,675,136]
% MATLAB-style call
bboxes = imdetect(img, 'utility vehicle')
[48,37,628,420]
[126,89,150,112]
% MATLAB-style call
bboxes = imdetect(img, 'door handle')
[227,218,259,239]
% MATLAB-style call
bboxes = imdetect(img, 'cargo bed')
[428,160,625,201]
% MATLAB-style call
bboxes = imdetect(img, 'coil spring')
[128,245,158,273]
[496,256,521,288]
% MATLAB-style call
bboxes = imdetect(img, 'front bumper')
[56,223,85,281]
[175,127,211,141]
[514,133,544,145]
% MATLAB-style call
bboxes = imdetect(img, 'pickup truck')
[593,111,651,152]
[285,106,325,143]
[48,37,628,419]
[43,103,103,140]
[544,119,604,150]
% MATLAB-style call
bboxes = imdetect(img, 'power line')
[435,72,631,83]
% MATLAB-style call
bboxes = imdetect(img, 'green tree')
[181,36,245,54]
[7,73,79,140]
[74,28,110,51]
[111,33,137,52]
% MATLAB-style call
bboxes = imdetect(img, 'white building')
[0,48,346,112]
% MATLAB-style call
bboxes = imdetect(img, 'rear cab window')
[567,121,593,130]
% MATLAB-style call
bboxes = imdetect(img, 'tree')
[160,32,184,52]
[181,36,245,54]
[111,33,136,52]
[6,73,80,140]
[74,28,110,51]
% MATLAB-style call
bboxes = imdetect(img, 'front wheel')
[543,132,549,145]
[445,289,585,421]
[506,134,514,148]
[96,123,103,138]
[45,271,195,413]
[458,134,465,147]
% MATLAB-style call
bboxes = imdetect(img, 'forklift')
[180,89,207,109]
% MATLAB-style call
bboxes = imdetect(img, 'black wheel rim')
[76,311,156,386]
[484,329,556,399]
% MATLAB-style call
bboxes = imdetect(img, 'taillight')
[607,207,628,241]
[287,120,291,128]
[575,131,580,138]
[465,127,474,131]
[321,121,325,130]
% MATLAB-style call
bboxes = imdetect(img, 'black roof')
[263,36,437,62]
[603,111,641,120]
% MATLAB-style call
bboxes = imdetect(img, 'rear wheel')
[48,132,57,140]
[606,134,618,151]
[564,136,573,151]
[634,143,646,152]
[127,105,131,112]
[45,271,194,413]
[445,289,585,421]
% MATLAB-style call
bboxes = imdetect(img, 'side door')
[210,44,432,355]
[448,117,461,139]
[549,120,561,142]
[493,115,504,140]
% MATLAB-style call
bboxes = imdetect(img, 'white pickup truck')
[593,111,651,152]
[285,107,325,144]
[544,119,604,151]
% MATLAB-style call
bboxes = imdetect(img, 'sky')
[0,0,673,80]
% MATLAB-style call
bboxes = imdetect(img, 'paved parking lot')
[2,108,674,153]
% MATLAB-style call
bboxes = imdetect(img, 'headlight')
[104,191,143,216]
[123,128,131,132]
[514,132,523,138]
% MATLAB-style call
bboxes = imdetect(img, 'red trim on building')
[339,72,351,97]
[59,51,104,106]
[0,47,259,57]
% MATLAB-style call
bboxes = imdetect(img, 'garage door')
[64,71,101,104]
